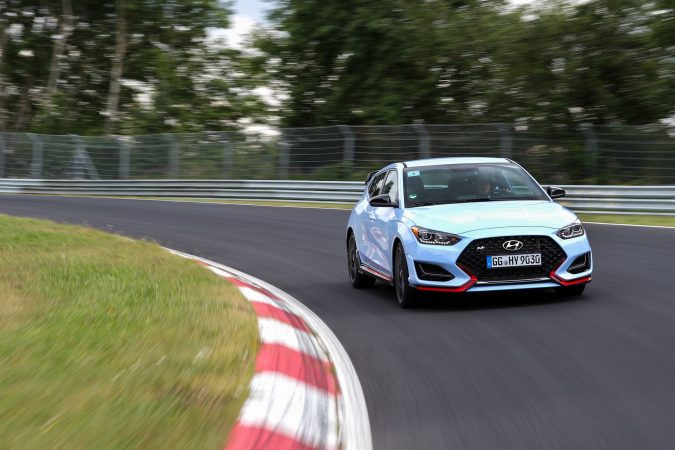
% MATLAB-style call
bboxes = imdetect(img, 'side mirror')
[369,194,398,208]
[547,186,566,199]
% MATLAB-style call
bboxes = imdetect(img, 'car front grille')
[457,235,565,283]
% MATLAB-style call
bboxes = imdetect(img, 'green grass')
[0,215,258,449]
[579,214,675,227]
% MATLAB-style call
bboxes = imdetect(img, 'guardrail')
[1,179,674,215]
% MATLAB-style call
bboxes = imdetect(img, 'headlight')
[411,226,461,245]
[556,221,585,239]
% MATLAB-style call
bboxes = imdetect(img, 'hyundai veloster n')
[346,157,592,308]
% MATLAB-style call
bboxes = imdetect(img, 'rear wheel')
[556,284,586,296]
[394,244,418,308]
[348,234,376,288]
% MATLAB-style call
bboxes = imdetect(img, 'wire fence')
[0,124,673,184]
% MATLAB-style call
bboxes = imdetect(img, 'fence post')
[221,132,232,179]
[70,134,84,179]
[68,135,99,180]
[278,132,290,179]
[412,123,430,158]
[117,136,130,179]
[0,134,5,178]
[27,133,43,178]
[165,133,179,178]
[338,125,355,168]
[581,124,598,182]
[497,124,512,158]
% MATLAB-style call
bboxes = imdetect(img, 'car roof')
[403,157,512,168]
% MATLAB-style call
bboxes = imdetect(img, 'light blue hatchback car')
[346,157,592,308]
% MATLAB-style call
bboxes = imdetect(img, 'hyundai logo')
[502,240,523,251]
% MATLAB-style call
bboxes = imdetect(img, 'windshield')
[403,163,548,208]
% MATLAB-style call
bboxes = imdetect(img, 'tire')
[556,284,586,296]
[394,243,418,308]
[347,234,376,288]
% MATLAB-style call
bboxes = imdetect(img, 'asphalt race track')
[2,195,675,450]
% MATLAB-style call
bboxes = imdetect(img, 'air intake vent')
[415,262,455,281]
[568,253,591,274]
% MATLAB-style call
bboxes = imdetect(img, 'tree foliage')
[0,0,267,134]
[256,0,675,127]
[1,0,673,134]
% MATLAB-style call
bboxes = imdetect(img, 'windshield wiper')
[458,197,491,203]
[414,201,438,206]
[412,201,459,207]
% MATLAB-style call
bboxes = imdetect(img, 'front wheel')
[348,234,376,288]
[394,244,417,308]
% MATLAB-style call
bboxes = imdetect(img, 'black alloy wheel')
[394,244,418,308]
[348,234,375,288]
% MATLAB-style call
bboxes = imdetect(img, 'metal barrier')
[0,179,365,203]
[559,186,675,215]
[1,179,674,215]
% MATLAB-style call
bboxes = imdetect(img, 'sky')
[221,0,267,49]
[233,0,268,22]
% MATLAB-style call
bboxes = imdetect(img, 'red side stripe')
[255,343,338,395]
[251,302,311,333]
[226,424,319,450]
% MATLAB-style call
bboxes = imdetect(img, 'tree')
[256,0,673,127]
[104,0,127,133]
[45,0,73,110]
[0,0,268,135]
[534,0,670,125]
[0,0,8,129]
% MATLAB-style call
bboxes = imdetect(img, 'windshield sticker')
[407,170,420,177]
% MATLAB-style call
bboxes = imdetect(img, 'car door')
[356,171,387,268]
[366,169,400,275]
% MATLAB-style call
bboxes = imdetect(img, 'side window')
[368,172,386,198]
[381,170,398,201]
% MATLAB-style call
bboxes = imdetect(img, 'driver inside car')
[476,171,498,198]
[478,178,493,197]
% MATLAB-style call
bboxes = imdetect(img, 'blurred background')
[0,0,673,183]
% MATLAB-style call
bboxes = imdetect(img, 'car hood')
[404,200,577,234]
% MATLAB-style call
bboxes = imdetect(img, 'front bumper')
[405,227,592,293]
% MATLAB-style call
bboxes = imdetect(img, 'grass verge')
[0,214,258,449]
[579,213,675,227]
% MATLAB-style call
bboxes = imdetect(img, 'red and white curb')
[166,249,372,450]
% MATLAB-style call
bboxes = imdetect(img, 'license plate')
[487,253,541,269]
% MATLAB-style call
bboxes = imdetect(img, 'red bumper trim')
[551,273,592,286]
[550,260,592,286]
[414,265,477,293]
